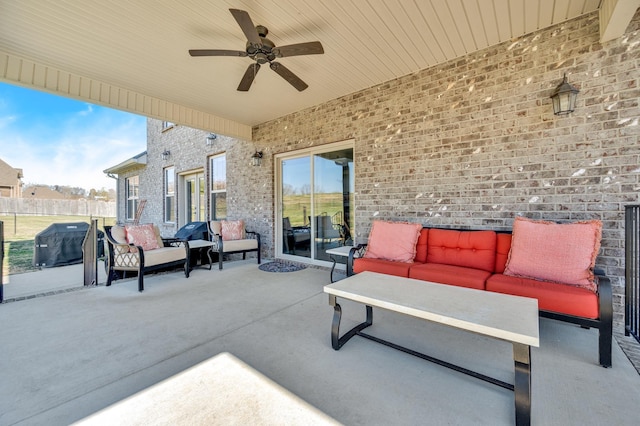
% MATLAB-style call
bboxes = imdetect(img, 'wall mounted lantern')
[550,73,579,115]
[161,150,171,161]
[206,133,217,146]
[251,151,263,167]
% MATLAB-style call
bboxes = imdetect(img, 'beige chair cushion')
[153,225,165,247]
[111,226,127,244]
[143,246,186,267]
[222,239,258,252]
[210,220,222,236]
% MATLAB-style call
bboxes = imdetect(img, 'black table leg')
[329,295,372,350]
[329,255,337,283]
[513,343,532,426]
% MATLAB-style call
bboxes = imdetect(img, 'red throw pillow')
[125,224,160,251]
[363,220,422,263]
[221,220,245,241]
[504,217,602,292]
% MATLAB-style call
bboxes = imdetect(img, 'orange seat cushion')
[427,229,497,272]
[494,233,512,274]
[414,228,429,263]
[353,258,412,278]
[409,263,490,290]
[486,274,599,319]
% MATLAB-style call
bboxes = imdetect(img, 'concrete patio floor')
[1,261,640,425]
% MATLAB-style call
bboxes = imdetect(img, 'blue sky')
[0,82,147,191]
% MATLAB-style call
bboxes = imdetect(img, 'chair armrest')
[246,230,261,248]
[595,271,613,322]
[103,225,145,269]
[347,244,367,276]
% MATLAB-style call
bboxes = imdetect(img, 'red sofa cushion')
[414,228,429,263]
[409,263,490,290]
[494,233,512,274]
[426,229,497,272]
[353,257,412,277]
[486,274,599,319]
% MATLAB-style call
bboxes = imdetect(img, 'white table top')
[75,352,339,425]
[324,271,539,347]
[325,246,356,257]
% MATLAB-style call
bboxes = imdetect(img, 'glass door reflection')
[281,157,311,258]
[313,151,353,262]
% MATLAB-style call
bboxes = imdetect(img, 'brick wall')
[253,10,640,330]
[140,121,270,251]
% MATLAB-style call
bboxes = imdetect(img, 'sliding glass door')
[184,172,205,224]
[277,141,354,265]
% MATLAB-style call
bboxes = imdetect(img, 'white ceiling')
[0,0,637,139]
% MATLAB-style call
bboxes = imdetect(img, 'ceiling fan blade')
[229,9,262,47]
[274,41,324,58]
[238,63,261,91]
[269,62,308,91]
[189,49,247,57]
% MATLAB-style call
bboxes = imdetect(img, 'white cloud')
[0,108,146,191]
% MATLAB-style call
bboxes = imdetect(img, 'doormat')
[258,261,307,273]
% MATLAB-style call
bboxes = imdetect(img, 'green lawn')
[282,193,347,226]
[1,215,115,275]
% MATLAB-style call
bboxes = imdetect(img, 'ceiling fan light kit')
[189,8,324,92]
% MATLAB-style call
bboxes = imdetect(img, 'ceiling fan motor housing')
[246,27,276,63]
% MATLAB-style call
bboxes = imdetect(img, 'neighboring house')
[0,158,23,198]
[22,185,74,200]
[103,12,640,333]
[103,151,148,223]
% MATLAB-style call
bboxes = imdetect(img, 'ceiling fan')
[189,8,324,92]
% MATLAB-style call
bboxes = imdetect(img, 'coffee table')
[324,271,539,426]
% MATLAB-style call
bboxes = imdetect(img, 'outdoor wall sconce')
[550,73,579,115]
[161,150,171,160]
[206,133,217,146]
[251,151,263,167]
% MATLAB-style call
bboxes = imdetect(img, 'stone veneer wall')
[252,10,640,330]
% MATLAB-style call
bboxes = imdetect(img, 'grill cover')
[174,221,209,241]
[34,222,105,267]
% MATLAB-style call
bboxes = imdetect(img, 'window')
[125,175,140,221]
[164,167,175,223]
[209,154,226,220]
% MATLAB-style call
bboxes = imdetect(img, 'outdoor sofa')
[347,217,613,367]
[104,224,190,292]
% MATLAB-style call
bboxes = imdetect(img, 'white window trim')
[164,167,176,223]
[209,153,227,220]
[125,175,139,221]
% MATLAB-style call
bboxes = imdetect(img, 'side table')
[326,246,357,283]
[185,239,215,270]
